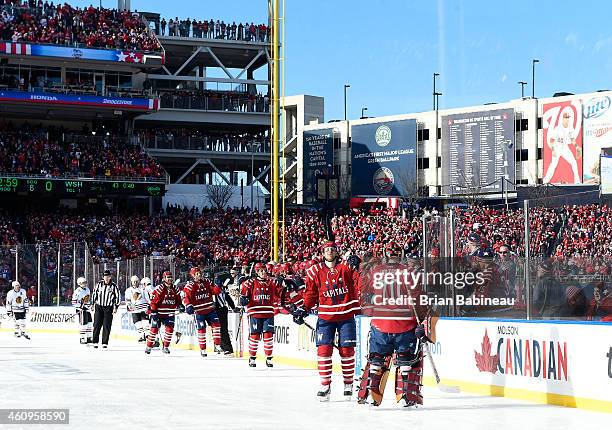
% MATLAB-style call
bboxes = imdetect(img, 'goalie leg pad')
[357,353,392,404]
[394,350,424,405]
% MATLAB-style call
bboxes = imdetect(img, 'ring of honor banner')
[542,99,583,184]
[583,93,612,184]
[442,109,515,194]
[302,129,334,203]
[351,119,417,197]
[600,148,612,195]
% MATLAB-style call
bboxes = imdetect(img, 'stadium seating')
[0,125,165,179]
[159,17,268,42]
[0,2,160,51]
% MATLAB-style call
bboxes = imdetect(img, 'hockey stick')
[279,286,339,349]
[173,279,183,344]
[408,293,460,393]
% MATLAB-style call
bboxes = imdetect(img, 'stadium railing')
[159,93,269,113]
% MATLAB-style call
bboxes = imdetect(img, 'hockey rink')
[1,333,609,430]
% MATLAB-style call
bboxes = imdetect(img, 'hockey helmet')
[283,262,293,274]
[254,262,267,273]
[130,275,139,285]
[77,277,87,287]
[292,262,301,274]
[189,267,201,278]
[140,277,152,287]
[320,241,337,252]
[11,280,21,290]
[384,241,403,257]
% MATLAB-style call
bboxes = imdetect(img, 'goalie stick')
[408,291,459,393]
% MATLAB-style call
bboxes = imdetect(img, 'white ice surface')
[1,332,609,430]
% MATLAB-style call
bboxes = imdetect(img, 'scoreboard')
[0,177,165,196]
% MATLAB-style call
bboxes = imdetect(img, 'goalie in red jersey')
[358,243,429,408]
[296,241,361,401]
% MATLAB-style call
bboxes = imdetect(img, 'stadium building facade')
[284,91,611,205]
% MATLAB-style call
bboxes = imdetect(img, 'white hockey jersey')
[6,289,29,313]
[125,286,149,313]
[143,283,155,304]
[72,286,92,310]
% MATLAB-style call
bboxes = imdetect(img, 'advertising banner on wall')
[302,129,334,204]
[583,94,612,183]
[351,119,417,197]
[0,42,163,64]
[542,99,583,184]
[600,148,612,195]
[433,318,612,411]
[441,108,515,194]
[0,89,159,111]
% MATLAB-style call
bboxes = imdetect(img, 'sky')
[71,0,612,120]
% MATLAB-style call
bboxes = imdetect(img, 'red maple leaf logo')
[474,329,498,373]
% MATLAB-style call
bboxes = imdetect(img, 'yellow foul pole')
[281,0,286,261]
[272,0,280,261]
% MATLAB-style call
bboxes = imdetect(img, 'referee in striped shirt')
[91,269,120,349]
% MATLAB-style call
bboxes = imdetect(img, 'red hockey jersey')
[304,261,360,322]
[241,277,280,318]
[183,279,221,315]
[149,283,182,317]
[361,263,421,333]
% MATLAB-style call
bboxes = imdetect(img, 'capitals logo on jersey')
[322,274,349,305]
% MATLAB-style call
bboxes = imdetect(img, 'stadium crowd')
[160,90,270,113]
[138,129,270,153]
[0,124,165,179]
[159,17,268,42]
[0,1,160,51]
[0,203,611,320]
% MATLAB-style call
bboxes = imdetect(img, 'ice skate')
[317,384,331,402]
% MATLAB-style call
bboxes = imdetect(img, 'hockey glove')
[178,304,185,313]
[150,312,159,327]
[414,324,426,340]
[292,306,308,325]
[185,304,194,315]
[347,254,361,270]
[239,295,250,307]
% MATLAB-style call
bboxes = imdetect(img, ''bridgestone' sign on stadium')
[442,108,515,194]
[351,119,417,197]
[302,129,334,204]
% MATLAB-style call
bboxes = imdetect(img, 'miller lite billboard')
[351,119,417,197]
[583,93,612,184]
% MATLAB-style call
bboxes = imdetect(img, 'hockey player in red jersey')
[145,271,182,355]
[183,267,223,357]
[240,263,281,368]
[358,244,428,407]
[297,241,361,401]
[277,263,305,315]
